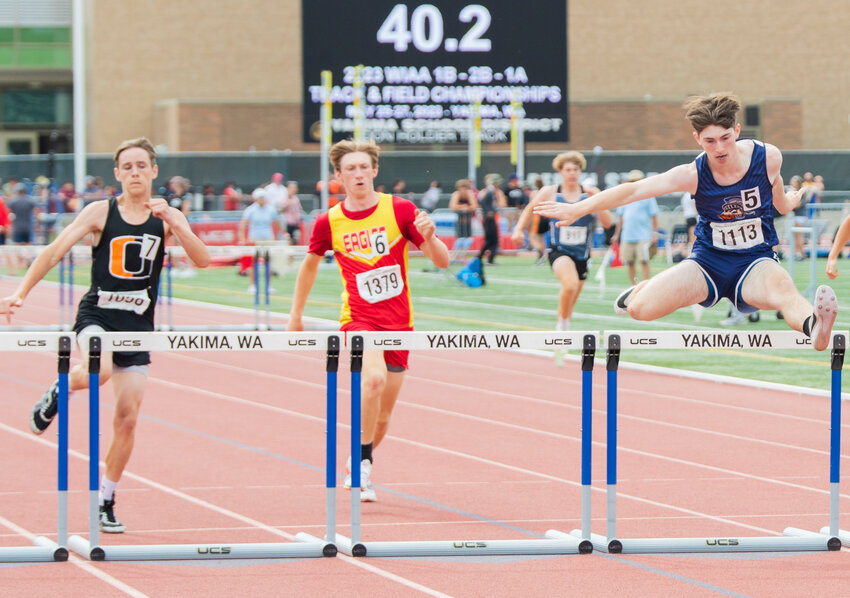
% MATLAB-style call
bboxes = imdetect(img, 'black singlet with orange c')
[75,197,165,333]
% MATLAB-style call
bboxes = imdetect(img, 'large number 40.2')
[377,4,492,53]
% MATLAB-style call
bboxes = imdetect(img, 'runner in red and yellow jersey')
[288,139,449,501]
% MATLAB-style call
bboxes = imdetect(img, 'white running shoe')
[719,313,746,326]
[811,285,838,351]
[343,455,352,489]
[343,456,377,502]
[613,286,636,315]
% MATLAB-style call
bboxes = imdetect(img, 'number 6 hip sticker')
[371,230,389,256]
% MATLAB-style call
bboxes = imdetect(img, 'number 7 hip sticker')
[140,233,161,260]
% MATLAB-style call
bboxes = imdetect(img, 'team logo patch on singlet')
[718,197,744,220]
[109,234,161,279]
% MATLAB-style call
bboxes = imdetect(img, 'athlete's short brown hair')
[683,92,741,134]
[552,151,586,172]
[330,139,380,171]
[113,137,157,166]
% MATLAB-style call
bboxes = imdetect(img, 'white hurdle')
[0,331,73,562]
[334,331,595,558]
[67,330,340,561]
[570,330,845,554]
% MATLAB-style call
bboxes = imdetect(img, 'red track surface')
[1,280,848,597]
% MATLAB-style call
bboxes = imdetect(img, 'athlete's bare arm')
[511,185,555,245]
[0,201,109,321]
[826,216,850,279]
[152,197,210,267]
[414,209,449,268]
[764,144,802,215]
[535,164,696,226]
[287,252,322,331]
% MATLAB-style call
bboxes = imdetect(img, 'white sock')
[556,317,570,331]
[99,475,119,505]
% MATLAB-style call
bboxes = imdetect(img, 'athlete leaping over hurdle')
[288,139,449,502]
[534,92,837,350]
[0,138,210,532]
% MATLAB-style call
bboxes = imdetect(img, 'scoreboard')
[302,1,568,144]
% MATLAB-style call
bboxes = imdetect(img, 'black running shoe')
[30,380,59,435]
[99,498,126,533]
[614,286,636,315]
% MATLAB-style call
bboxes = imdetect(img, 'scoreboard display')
[302,1,568,144]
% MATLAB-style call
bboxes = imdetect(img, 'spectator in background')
[281,180,302,244]
[804,172,825,219]
[449,178,478,241]
[8,183,39,272]
[420,180,442,213]
[612,170,658,285]
[82,175,106,206]
[166,176,193,216]
[223,181,242,211]
[502,173,526,234]
[239,188,278,292]
[680,191,698,248]
[2,176,19,198]
[788,175,809,260]
[202,184,217,211]
[35,177,61,244]
[165,176,196,278]
[477,173,506,265]
[58,181,79,213]
[264,172,288,213]
[316,175,343,208]
[0,192,8,246]
[392,178,413,201]
[528,176,550,264]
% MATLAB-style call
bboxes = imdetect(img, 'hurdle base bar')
[0,536,68,562]
[569,530,839,554]
[67,534,333,561]
[335,530,590,557]
[817,527,848,547]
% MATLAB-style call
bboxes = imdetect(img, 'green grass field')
[40,250,850,391]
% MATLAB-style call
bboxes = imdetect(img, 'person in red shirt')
[0,195,9,245]
[288,139,449,502]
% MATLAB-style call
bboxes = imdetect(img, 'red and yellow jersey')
[309,193,425,328]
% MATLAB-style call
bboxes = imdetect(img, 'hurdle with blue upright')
[568,330,844,554]
[67,330,340,561]
[334,330,595,557]
[0,331,72,563]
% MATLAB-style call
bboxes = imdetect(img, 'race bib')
[355,264,404,304]
[97,289,151,315]
[710,217,764,250]
[558,226,588,246]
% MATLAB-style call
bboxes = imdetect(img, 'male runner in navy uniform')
[534,93,837,350]
[0,137,210,532]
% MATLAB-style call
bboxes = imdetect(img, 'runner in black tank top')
[75,197,166,367]
[1,138,209,533]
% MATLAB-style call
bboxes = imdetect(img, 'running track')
[0,279,847,597]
